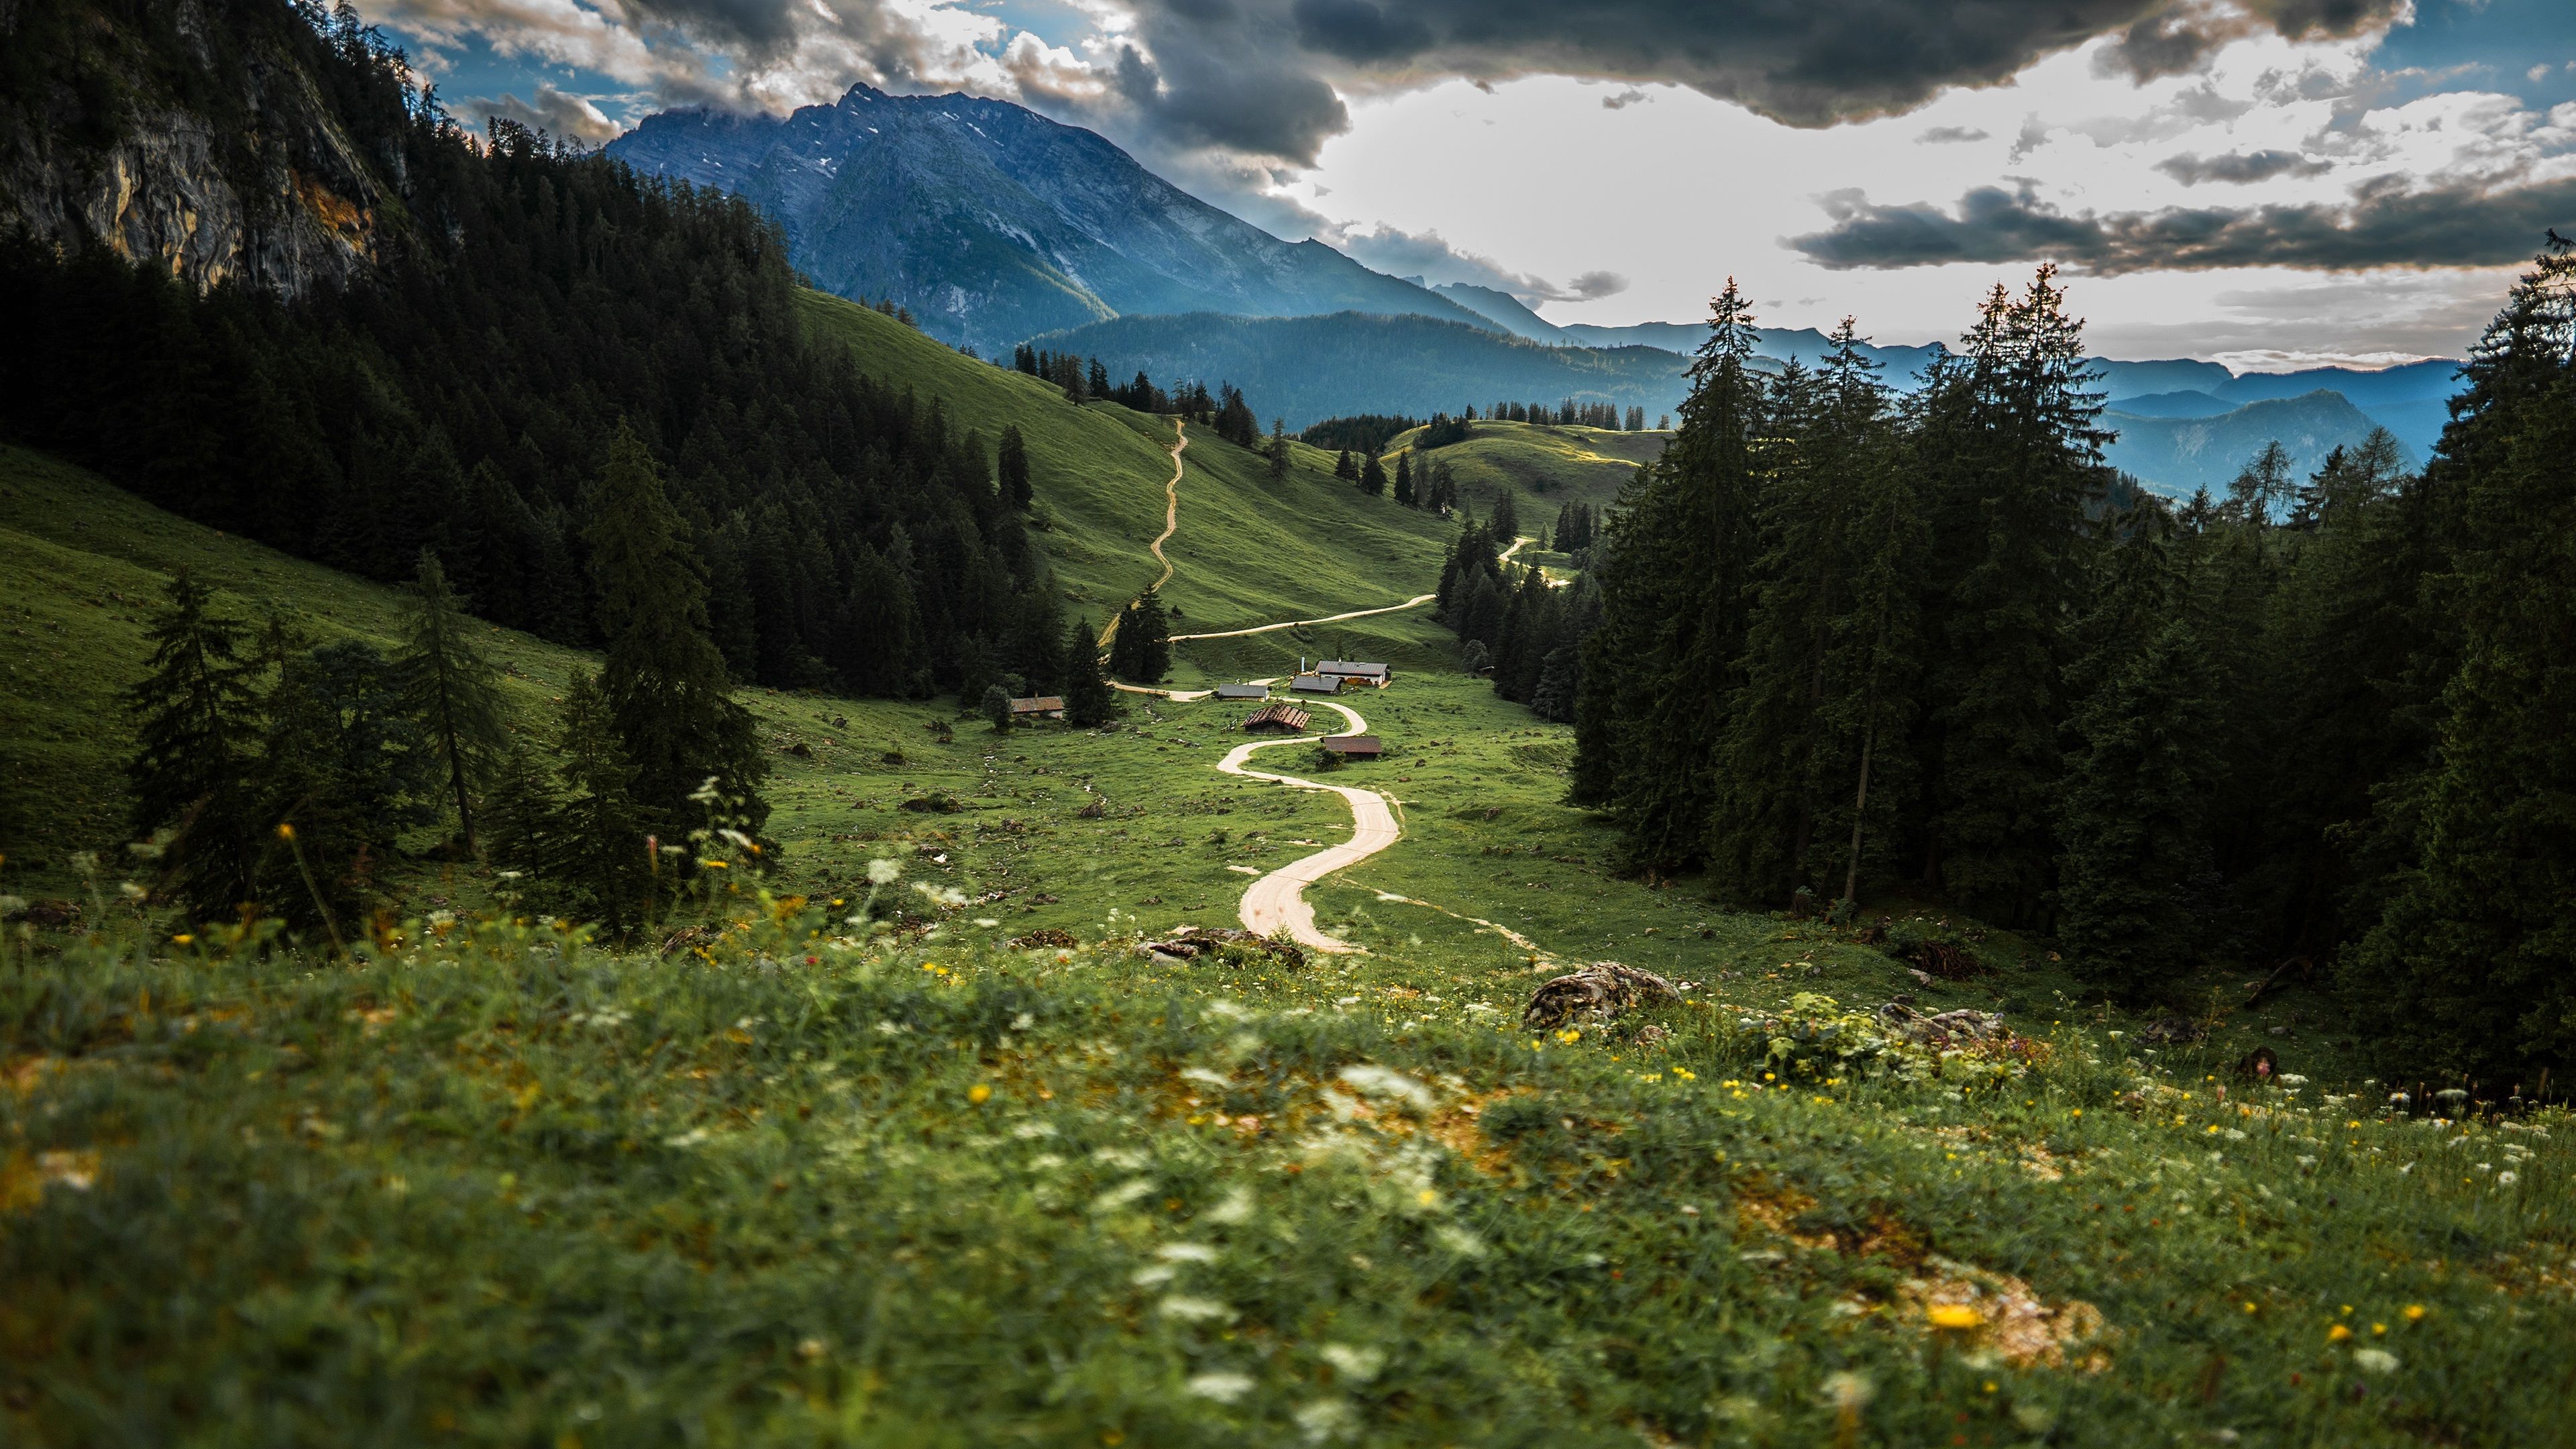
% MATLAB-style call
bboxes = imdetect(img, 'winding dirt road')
[1213,699,1401,953]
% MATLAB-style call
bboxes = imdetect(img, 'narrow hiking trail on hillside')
[1214,698,1398,953]
[1167,536,1532,643]
[1095,419,1188,652]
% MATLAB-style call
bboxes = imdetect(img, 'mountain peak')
[606,91,1492,351]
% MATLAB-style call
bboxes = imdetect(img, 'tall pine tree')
[586,423,770,841]
[395,549,509,853]
[125,572,266,918]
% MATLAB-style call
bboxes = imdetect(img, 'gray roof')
[1322,733,1383,755]
[1316,660,1389,677]
[1213,682,1269,698]
[1289,673,1342,693]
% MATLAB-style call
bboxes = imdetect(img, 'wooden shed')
[1008,696,1065,720]
[1289,673,1342,694]
[1214,682,1269,700]
[1320,734,1384,758]
[1242,702,1311,733]
[1317,660,1391,686]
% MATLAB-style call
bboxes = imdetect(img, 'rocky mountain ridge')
[0,0,395,297]
[606,85,1492,353]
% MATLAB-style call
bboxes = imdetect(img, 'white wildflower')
[1185,1372,1256,1404]
[2353,1348,2400,1375]
[1131,1265,1177,1288]
[1091,1178,1156,1214]
[1012,1121,1057,1140]
[1157,1242,1220,1263]
[1433,1224,1487,1258]
[1203,1185,1256,1224]
[1156,1295,1235,1324]
[2497,1170,2520,1186]
[663,1128,712,1148]
[1181,1067,1232,1087]
[1319,1344,1385,1382]
[1337,1064,1435,1111]
[866,858,902,885]
[1295,1398,1358,1443]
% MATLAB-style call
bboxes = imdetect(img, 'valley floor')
[7,447,2573,1446]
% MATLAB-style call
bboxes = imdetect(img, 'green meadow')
[6,314,2573,1448]
[1387,417,1668,525]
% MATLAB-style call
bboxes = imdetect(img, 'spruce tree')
[254,640,431,928]
[1912,265,2106,925]
[1578,279,1771,871]
[586,423,769,840]
[983,685,1015,732]
[998,425,1032,508]
[1063,616,1116,727]
[1360,451,1388,496]
[1113,588,1173,684]
[545,669,654,934]
[1394,451,1415,506]
[125,572,266,918]
[2054,508,2216,1001]
[480,738,559,888]
[2344,239,2576,1075]
[1334,448,1358,482]
[1269,419,1290,479]
[395,549,509,853]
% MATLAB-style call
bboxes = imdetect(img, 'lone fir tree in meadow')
[395,549,509,853]
[1393,451,1415,506]
[543,669,655,933]
[1359,451,1388,496]
[1062,616,1116,727]
[1334,448,1358,482]
[1269,419,1290,479]
[586,423,769,840]
[125,571,265,916]
[1108,588,1173,685]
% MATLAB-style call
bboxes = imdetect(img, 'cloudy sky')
[362,0,2576,367]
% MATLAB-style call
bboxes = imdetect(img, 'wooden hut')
[1008,696,1065,720]
[1213,682,1269,700]
[1289,673,1342,695]
[1242,702,1311,733]
[1317,660,1391,687]
[1320,734,1384,758]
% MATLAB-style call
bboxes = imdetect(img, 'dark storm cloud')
[2156,149,2330,185]
[1122,0,2410,141]
[1788,176,2576,272]
[1290,0,1434,63]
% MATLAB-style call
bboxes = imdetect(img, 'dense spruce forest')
[0,0,1064,705]
[1524,254,2576,1080]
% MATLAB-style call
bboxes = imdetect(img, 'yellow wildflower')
[2403,1305,2426,1322]
[2328,1324,2353,1342]
[1927,1303,1982,1330]
[968,1084,992,1106]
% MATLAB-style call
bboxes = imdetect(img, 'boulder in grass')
[2139,1015,2205,1044]
[1873,1002,2008,1049]
[1134,926,1305,971]
[1010,928,1079,951]
[1522,962,1680,1030]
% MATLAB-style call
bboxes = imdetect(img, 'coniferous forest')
[0,0,1063,706]
[1550,254,2576,1080]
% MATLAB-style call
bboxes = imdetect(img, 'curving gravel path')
[1213,699,1396,953]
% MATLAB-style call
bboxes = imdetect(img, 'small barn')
[1320,734,1384,758]
[1317,660,1392,687]
[1289,673,1342,694]
[1214,682,1269,700]
[1008,696,1065,720]
[1242,702,1311,733]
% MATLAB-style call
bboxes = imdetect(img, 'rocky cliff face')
[0,0,391,297]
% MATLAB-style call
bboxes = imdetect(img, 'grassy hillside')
[0,447,604,900]
[1391,418,1668,527]
[9,441,2571,1444]
[798,292,1460,664]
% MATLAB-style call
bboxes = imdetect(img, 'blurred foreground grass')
[6,883,2572,1447]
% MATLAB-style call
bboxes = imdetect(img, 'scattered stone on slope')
[1522,963,1680,1030]
[1873,1002,2008,1050]
[1134,926,1304,970]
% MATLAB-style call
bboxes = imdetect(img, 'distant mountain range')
[1025,312,1696,431]
[609,84,2463,494]
[2102,390,2421,494]
[605,85,1493,353]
